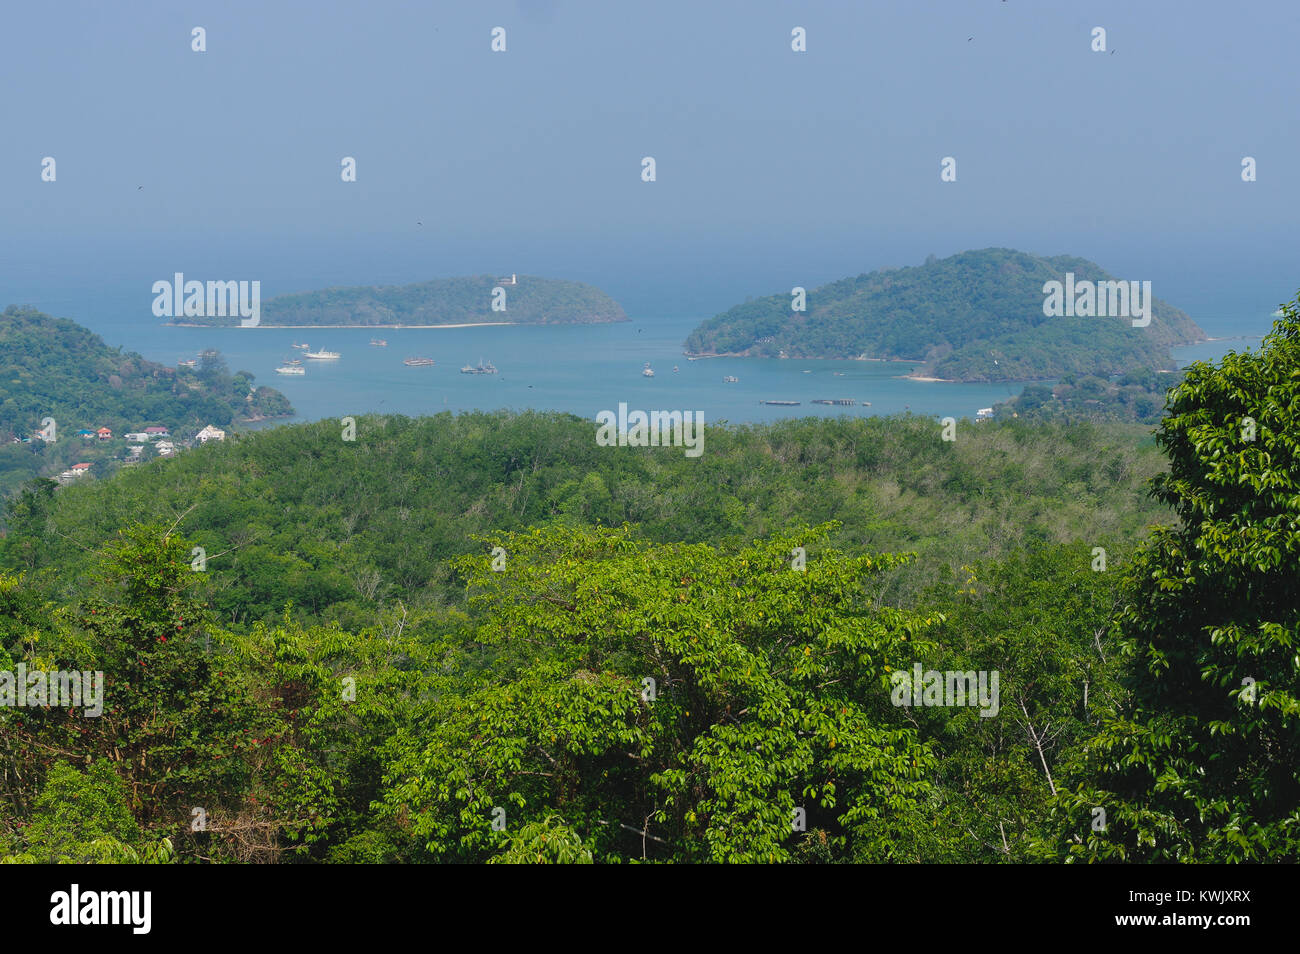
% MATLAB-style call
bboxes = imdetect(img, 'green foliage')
[378,523,940,862]
[18,760,142,863]
[0,306,293,501]
[1037,294,1300,862]
[1,411,1170,626]
[684,248,1204,382]
[996,367,1184,425]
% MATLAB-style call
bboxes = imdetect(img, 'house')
[155,440,176,457]
[76,429,95,440]
[124,432,151,442]
[127,445,145,458]
[96,427,113,441]
[196,425,225,444]
[975,407,994,422]
[145,426,169,437]
[497,273,517,285]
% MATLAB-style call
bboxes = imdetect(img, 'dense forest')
[683,248,1206,382]
[0,306,293,499]
[994,366,1185,425]
[0,299,1294,864]
[184,275,629,327]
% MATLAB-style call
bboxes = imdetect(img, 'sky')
[1,0,1297,325]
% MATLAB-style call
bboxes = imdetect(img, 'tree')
[378,523,941,862]
[1039,295,1300,862]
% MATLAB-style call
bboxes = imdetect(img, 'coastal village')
[8,420,227,486]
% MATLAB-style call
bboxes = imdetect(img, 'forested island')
[177,275,629,327]
[0,297,1294,864]
[684,248,1206,382]
[0,306,293,498]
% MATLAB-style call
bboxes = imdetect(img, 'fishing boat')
[642,362,655,378]
[275,365,306,375]
[305,349,340,360]
[723,375,739,383]
[370,338,388,347]
[461,358,498,375]
[404,357,435,367]
[178,359,197,368]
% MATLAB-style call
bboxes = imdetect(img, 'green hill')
[178,274,628,327]
[683,248,1206,382]
[0,305,293,498]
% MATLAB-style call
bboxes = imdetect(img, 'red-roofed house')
[96,427,113,441]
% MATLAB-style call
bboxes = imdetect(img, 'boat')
[178,359,197,368]
[642,362,655,378]
[305,349,341,360]
[723,375,739,383]
[812,399,856,406]
[404,357,436,367]
[292,342,309,349]
[762,400,801,406]
[673,365,679,373]
[275,365,306,375]
[461,358,498,375]
[371,338,388,347]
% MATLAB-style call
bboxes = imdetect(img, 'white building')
[196,425,226,444]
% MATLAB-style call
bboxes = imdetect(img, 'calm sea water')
[3,276,1271,427]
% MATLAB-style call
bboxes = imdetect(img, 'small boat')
[762,400,801,406]
[275,365,306,375]
[305,349,340,360]
[178,359,197,368]
[673,365,679,373]
[461,358,498,375]
[642,362,655,378]
[370,338,388,347]
[801,370,812,374]
[723,375,739,384]
[292,342,309,349]
[404,357,436,367]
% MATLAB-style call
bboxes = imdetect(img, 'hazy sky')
[2,0,1296,322]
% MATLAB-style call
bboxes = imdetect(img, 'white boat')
[642,362,655,378]
[461,358,498,375]
[723,375,739,383]
[276,365,306,375]
[673,365,679,373]
[292,342,309,349]
[305,349,340,360]
[370,338,388,346]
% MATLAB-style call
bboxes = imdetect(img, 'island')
[172,274,628,328]
[683,248,1206,382]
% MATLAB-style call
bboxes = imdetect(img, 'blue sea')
[0,253,1275,427]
